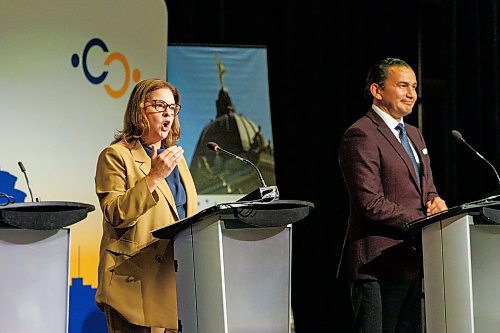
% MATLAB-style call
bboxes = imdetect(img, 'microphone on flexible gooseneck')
[451,130,500,186]
[206,141,279,201]
[206,141,268,187]
[17,161,35,202]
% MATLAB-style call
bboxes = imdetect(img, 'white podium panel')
[469,225,500,332]
[0,228,70,333]
[174,217,292,333]
[422,213,500,333]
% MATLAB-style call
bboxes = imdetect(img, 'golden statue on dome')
[189,53,276,195]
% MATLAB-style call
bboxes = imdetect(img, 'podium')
[0,201,94,333]
[404,196,500,333]
[153,199,314,333]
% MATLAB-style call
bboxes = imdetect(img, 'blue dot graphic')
[71,54,80,67]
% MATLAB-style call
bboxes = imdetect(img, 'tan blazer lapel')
[177,158,197,217]
[130,141,150,175]
[156,180,179,220]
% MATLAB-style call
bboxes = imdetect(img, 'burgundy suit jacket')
[337,108,439,281]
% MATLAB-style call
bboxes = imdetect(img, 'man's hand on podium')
[426,196,448,216]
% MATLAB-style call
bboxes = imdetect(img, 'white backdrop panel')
[0,0,168,288]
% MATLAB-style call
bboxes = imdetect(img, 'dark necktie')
[396,123,420,181]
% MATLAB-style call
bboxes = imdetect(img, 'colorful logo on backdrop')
[71,38,141,99]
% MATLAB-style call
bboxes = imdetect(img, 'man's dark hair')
[364,58,412,100]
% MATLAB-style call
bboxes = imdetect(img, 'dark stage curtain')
[421,0,500,205]
[166,0,500,331]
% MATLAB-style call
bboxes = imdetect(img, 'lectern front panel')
[173,218,293,333]
[0,228,70,333]
[175,216,227,333]
[422,214,474,333]
[470,225,500,333]
[222,225,291,333]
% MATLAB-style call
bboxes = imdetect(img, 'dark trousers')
[103,305,172,333]
[350,278,423,333]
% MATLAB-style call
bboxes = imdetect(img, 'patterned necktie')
[396,123,420,181]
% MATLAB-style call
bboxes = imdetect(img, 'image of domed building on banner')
[189,55,276,194]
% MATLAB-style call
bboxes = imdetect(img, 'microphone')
[451,130,500,186]
[206,141,278,201]
[207,141,267,187]
[17,161,36,202]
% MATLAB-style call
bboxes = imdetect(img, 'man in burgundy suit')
[338,58,447,333]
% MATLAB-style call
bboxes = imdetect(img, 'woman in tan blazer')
[95,78,198,333]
